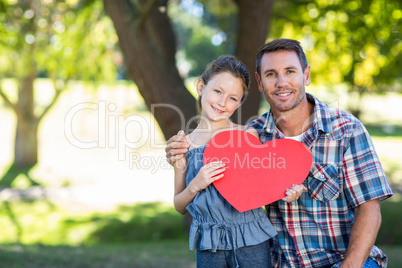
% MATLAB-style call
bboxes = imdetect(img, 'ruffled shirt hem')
[188,211,277,252]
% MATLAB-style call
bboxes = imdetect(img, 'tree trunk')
[104,0,274,138]
[104,0,275,236]
[348,86,365,119]
[104,0,198,139]
[232,0,274,125]
[14,73,39,168]
[14,119,38,168]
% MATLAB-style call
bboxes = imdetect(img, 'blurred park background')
[0,0,401,267]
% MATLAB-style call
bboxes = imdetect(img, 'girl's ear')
[196,78,204,96]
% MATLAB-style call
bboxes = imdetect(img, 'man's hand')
[282,184,307,203]
[165,130,190,165]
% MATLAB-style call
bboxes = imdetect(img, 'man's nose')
[276,73,289,88]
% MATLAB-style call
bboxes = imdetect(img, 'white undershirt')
[286,134,303,142]
[276,128,303,142]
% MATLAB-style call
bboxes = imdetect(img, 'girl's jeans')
[196,240,271,268]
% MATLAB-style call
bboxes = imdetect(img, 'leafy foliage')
[169,0,246,77]
[0,0,118,85]
[0,0,119,167]
[271,0,401,92]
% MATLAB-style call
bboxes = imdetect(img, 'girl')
[173,55,304,268]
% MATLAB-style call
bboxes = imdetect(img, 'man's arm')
[165,130,190,165]
[340,199,382,268]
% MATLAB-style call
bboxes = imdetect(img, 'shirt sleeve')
[342,122,393,208]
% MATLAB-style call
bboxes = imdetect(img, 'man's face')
[256,50,311,113]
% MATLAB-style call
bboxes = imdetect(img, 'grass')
[378,245,402,268]
[0,198,401,267]
[0,201,188,245]
[0,241,196,268]
[0,242,400,267]
[1,199,402,245]
[365,124,402,139]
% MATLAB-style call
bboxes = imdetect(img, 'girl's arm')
[174,158,225,215]
[173,157,191,214]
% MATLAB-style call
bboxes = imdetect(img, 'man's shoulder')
[246,112,270,132]
[324,102,366,139]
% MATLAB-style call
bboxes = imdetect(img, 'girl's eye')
[230,97,238,102]
[214,89,221,94]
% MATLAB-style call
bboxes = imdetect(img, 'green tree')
[104,0,274,139]
[168,3,221,77]
[0,0,116,168]
[270,0,401,117]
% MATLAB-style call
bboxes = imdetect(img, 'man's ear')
[255,72,263,93]
[196,78,204,96]
[304,65,311,86]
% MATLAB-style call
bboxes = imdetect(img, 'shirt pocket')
[308,163,340,202]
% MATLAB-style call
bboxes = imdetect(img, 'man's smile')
[274,90,293,100]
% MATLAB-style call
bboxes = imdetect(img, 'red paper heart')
[203,130,312,212]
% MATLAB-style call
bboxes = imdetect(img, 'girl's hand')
[282,184,307,203]
[188,161,225,194]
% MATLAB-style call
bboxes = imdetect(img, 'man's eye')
[266,72,275,77]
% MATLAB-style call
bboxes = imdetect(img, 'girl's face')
[197,72,244,122]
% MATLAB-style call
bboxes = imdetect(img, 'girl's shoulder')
[230,124,259,139]
[186,132,208,150]
[243,126,259,139]
[228,123,244,131]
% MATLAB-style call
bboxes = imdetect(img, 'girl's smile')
[211,105,225,114]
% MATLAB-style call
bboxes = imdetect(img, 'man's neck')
[272,97,314,137]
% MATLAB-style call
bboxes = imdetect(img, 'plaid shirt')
[246,94,393,268]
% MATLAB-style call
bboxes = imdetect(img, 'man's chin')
[273,104,297,113]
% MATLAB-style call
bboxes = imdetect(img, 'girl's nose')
[217,96,227,107]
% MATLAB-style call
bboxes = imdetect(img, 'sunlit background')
[0,0,401,267]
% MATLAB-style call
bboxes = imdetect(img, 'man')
[166,38,393,268]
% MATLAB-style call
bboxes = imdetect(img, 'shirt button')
[299,251,307,256]
[320,174,325,179]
